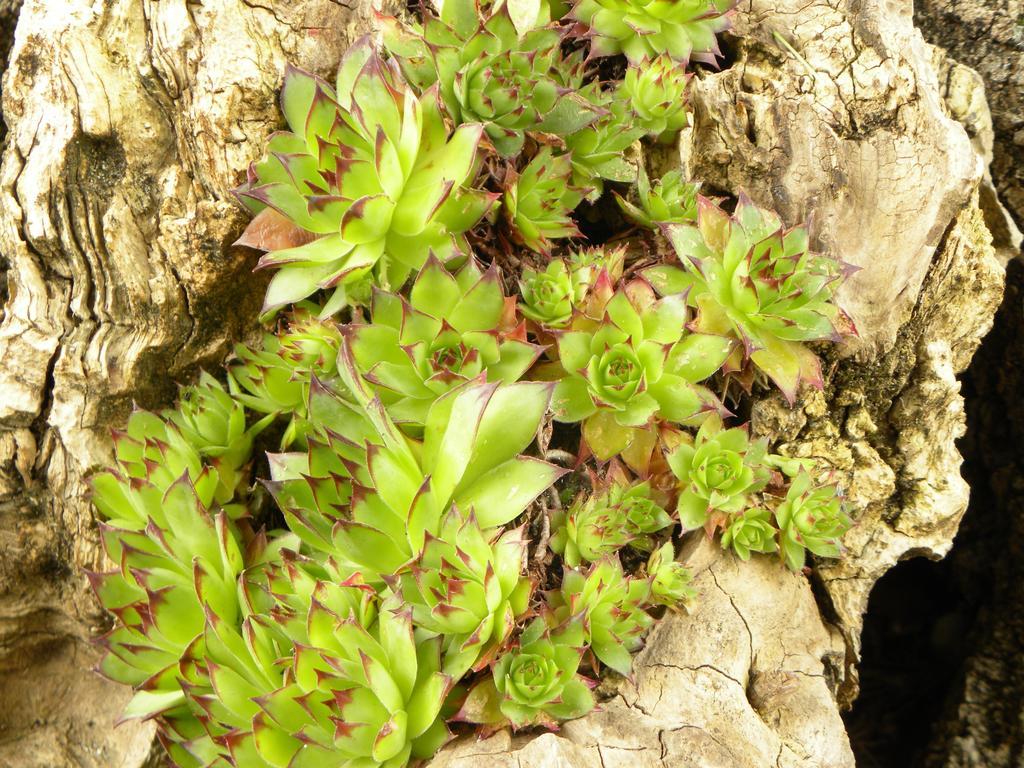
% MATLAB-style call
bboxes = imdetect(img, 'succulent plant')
[164,373,273,503]
[458,617,594,730]
[621,57,690,141]
[548,558,653,676]
[347,257,542,427]
[518,259,588,328]
[774,470,851,571]
[88,404,256,734]
[503,148,588,253]
[569,0,733,63]
[616,168,699,229]
[647,195,854,401]
[721,507,779,561]
[550,480,671,566]
[646,542,696,607]
[565,98,646,200]
[396,510,533,677]
[548,280,733,460]
[176,578,453,768]
[666,414,771,532]
[383,3,602,157]
[235,37,496,315]
[228,305,343,447]
[268,364,565,580]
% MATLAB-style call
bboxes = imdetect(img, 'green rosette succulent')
[549,280,733,461]
[550,480,671,566]
[504,148,588,253]
[347,257,542,427]
[171,572,452,768]
[621,57,690,141]
[774,470,851,571]
[721,507,779,561]
[397,510,533,677]
[89,404,259,732]
[566,98,645,200]
[616,168,698,229]
[647,194,854,401]
[383,3,601,157]
[646,542,696,607]
[493,619,594,728]
[165,373,273,503]
[548,558,653,676]
[268,361,565,581]
[569,0,732,63]
[666,414,771,531]
[228,305,343,447]
[235,37,496,315]
[519,259,589,328]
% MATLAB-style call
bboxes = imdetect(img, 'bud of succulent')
[550,478,672,566]
[493,619,595,728]
[503,148,588,253]
[549,280,733,461]
[568,245,626,293]
[667,414,772,531]
[616,168,699,229]
[164,373,272,503]
[550,492,630,567]
[565,98,646,200]
[235,37,496,315]
[347,258,542,427]
[398,510,533,677]
[548,558,653,676]
[774,470,852,571]
[619,481,674,545]
[229,306,343,447]
[621,57,690,141]
[721,507,779,560]
[384,5,602,158]
[519,259,589,328]
[646,542,696,607]
[569,0,732,63]
[647,194,855,401]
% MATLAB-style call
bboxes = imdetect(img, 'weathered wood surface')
[0,0,1007,765]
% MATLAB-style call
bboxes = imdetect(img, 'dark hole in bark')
[846,259,1024,767]
[843,554,974,767]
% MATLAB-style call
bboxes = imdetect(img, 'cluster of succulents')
[91,0,860,765]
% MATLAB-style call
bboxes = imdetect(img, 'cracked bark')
[0,0,1010,766]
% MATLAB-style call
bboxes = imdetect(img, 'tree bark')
[0,0,1010,766]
